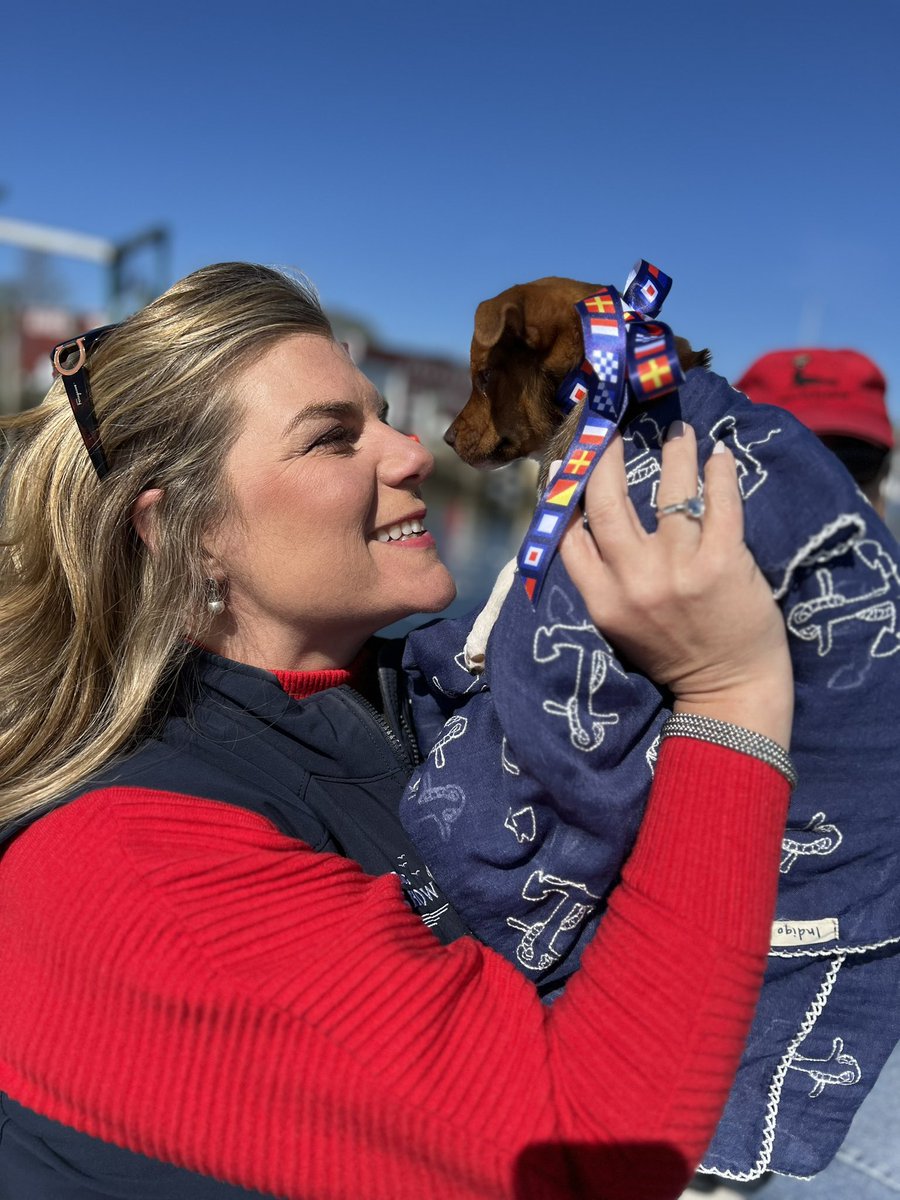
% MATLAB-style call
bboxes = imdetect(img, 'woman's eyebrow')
[281,395,388,439]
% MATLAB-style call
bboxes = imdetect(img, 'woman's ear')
[131,488,164,552]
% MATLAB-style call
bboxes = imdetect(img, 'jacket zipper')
[342,687,415,774]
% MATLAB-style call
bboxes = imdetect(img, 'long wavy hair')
[0,262,333,826]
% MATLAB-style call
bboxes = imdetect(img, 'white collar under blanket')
[400,366,900,1182]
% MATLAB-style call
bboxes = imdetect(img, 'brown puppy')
[445,276,711,488]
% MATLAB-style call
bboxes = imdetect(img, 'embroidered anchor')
[428,714,468,769]
[507,871,599,973]
[431,652,483,697]
[787,1037,862,1098]
[773,514,867,601]
[709,414,780,499]
[533,587,624,753]
[504,805,537,844]
[535,628,621,751]
[501,737,521,776]
[624,416,665,504]
[786,539,900,659]
[780,812,843,874]
[645,734,661,777]
[414,783,467,841]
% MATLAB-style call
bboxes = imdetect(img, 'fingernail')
[665,420,685,441]
[547,458,563,481]
[712,441,726,455]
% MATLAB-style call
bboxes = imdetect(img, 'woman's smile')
[372,510,433,545]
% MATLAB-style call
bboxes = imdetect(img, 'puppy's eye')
[476,369,493,395]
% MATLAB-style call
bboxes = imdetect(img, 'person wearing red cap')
[732,346,899,1199]
[736,349,895,518]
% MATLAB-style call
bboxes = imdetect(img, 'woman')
[0,262,794,1200]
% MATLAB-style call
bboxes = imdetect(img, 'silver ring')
[658,495,705,521]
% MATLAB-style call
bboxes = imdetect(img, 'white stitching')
[701,955,845,1180]
[773,514,867,600]
[770,933,900,958]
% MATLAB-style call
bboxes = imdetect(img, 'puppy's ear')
[473,291,528,350]
[675,337,712,372]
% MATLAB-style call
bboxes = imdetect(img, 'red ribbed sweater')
[0,736,789,1200]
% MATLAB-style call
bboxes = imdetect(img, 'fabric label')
[771,918,839,947]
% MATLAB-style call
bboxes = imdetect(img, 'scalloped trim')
[700,955,845,1180]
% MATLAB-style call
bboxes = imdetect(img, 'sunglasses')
[50,324,119,480]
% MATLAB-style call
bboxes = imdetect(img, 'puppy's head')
[445,278,596,468]
[445,276,711,470]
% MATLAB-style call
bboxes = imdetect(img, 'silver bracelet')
[662,712,798,788]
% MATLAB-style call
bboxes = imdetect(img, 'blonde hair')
[0,262,332,827]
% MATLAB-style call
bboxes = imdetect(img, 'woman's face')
[205,334,456,670]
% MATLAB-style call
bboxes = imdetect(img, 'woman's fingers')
[652,427,742,554]
[700,440,744,549]
[579,433,643,557]
[559,434,638,612]
[655,421,699,507]
[559,505,607,604]
[654,421,704,543]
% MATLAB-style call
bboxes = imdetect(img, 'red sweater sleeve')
[0,739,789,1200]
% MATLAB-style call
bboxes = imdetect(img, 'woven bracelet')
[662,712,798,789]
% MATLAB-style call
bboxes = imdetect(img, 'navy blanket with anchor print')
[399,367,900,1181]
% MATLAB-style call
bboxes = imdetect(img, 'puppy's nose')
[443,423,457,449]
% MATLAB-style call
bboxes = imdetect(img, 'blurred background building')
[0,216,539,628]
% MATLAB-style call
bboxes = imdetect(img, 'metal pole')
[0,301,22,415]
[108,226,171,318]
[0,216,115,265]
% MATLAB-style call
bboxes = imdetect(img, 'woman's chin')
[397,569,457,621]
[422,569,458,613]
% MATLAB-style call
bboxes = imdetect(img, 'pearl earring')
[206,579,226,616]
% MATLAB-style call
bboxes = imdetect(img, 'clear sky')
[3,0,899,416]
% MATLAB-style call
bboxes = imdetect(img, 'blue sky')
[3,0,899,416]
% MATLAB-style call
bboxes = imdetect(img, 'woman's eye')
[308,425,358,452]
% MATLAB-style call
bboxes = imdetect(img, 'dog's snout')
[443,423,458,449]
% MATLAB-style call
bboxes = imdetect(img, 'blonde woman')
[0,263,793,1200]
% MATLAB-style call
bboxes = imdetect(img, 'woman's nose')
[381,426,435,487]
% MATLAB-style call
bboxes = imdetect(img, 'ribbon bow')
[516,260,684,603]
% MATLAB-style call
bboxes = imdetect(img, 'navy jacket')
[0,645,466,1199]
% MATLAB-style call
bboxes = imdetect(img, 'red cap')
[736,349,893,451]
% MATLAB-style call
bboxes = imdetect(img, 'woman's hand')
[560,422,793,747]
